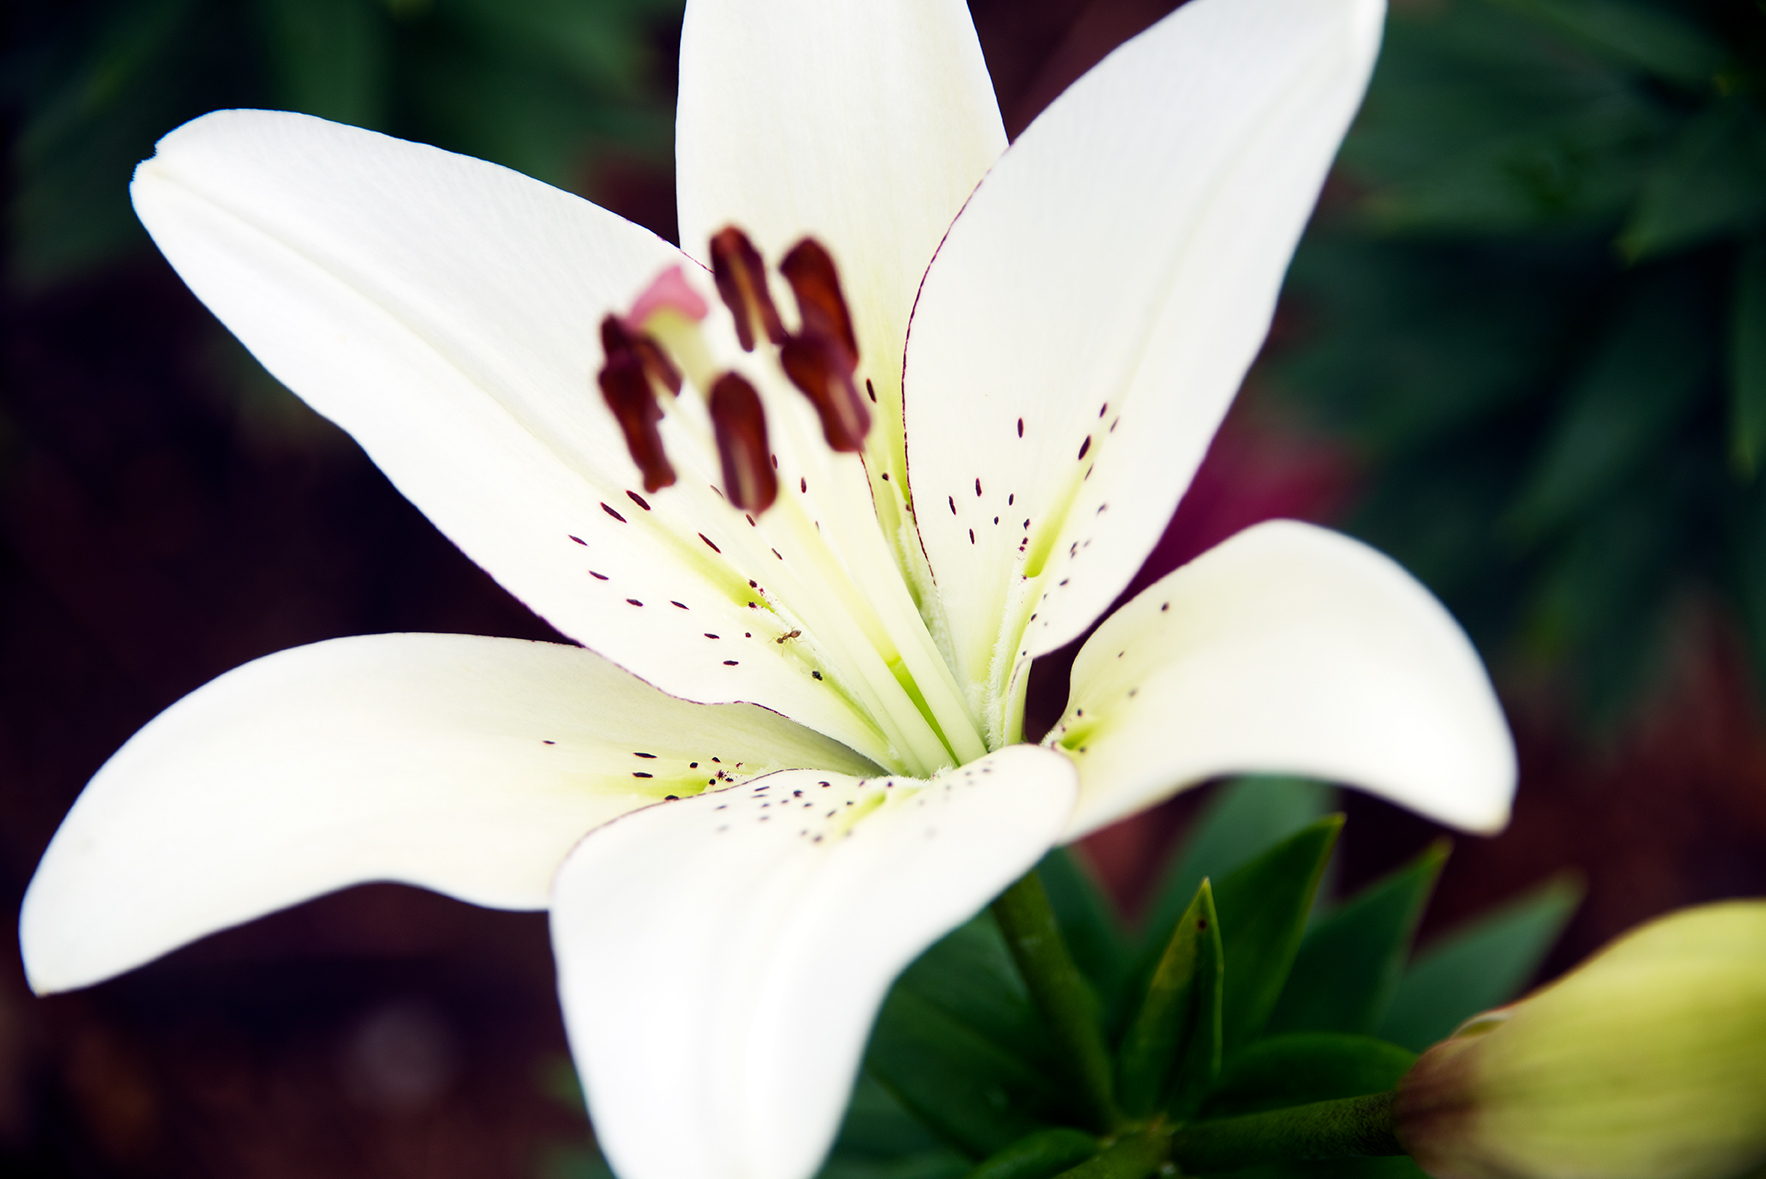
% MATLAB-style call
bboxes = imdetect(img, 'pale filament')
[599,231,987,775]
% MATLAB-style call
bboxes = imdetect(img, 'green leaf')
[1732,478,1766,697]
[1267,0,1739,734]
[1199,1034,1416,1119]
[1208,1158,1431,1179]
[1344,0,1672,237]
[10,0,204,286]
[1731,238,1766,479]
[1265,841,1450,1037]
[1138,777,1335,968]
[962,1129,1101,1179]
[535,1051,585,1110]
[1279,237,1563,454]
[8,0,683,287]
[404,43,598,189]
[439,0,661,97]
[1516,483,1683,729]
[536,1143,616,1179]
[1506,271,1713,543]
[834,1072,954,1159]
[865,987,1057,1160]
[1621,98,1766,262]
[1357,103,1668,236]
[819,1080,973,1179]
[819,1152,973,1179]
[1213,817,1345,1051]
[1035,849,1131,1011]
[1049,1130,1165,1179]
[1377,874,1583,1051]
[1116,881,1222,1117]
[256,0,390,128]
[893,916,1054,1059]
[865,915,1063,1158]
[1495,0,1725,89]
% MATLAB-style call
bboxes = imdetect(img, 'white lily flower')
[19,0,1516,1176]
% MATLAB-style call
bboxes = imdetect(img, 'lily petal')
[20,633,874,995]
[904,0,1385,742]
[676,0,1006,530]
[1051,521,1514,840]
[131,110,893,764]
[551,744,1077,1179]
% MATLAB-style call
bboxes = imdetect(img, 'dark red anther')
[601,313,635,357]
[709,373,778,513]
[603,314,681,396]
[631,334,682,395]
[598,315,676,493]
[779,239,858,366]
[710,228,786,352]
[780,335,871,452]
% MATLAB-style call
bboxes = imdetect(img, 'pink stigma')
[625,265,709,328]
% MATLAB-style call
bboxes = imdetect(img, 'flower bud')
[1395,901,1766,1179]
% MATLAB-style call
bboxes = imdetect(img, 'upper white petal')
[903,0,1385,739]
[1053,520,1514,839]
[676,0,1005,486]
[131,110,893,763]
[20,633,874,994]
[550,744,1076,1179]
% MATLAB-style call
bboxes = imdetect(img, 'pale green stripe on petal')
[21,633,876,995]
[551,744,1076,1179]
[904,0,1385,745]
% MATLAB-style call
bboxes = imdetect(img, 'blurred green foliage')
[1278,0,1766,727]
[5,0,682,288]
[16,0,1759,732]
[820,778,1575,1179]
[538,779,1579,1179]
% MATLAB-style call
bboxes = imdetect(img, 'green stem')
[1170,1092,1403,1172]
[964,1128,1101,1179]
[1053,1128,1166,1179]
[991,871,1122,1132]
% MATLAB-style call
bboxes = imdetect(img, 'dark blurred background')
[3,0,1765,1174]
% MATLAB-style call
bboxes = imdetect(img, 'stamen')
[603,316,681,396]
[630,335,681,395]
[780,335,870,452]
[710,228,786,352]
[597,316,676,492]
[779,239,859,364]
[776,238,869,451]
[624,266,717,392]
[591,236,988,771]
[709,373,778,513]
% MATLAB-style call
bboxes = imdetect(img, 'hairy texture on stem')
[1173,1092,1404,1172]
